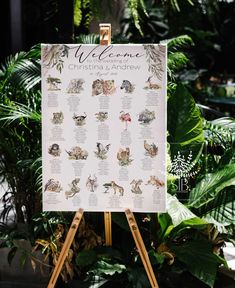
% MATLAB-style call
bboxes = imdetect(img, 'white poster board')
[42,44,167,212]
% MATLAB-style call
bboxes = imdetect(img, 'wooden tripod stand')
[47,209,159,288]
[47,24,159,288]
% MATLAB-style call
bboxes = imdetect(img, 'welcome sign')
[41,44,167,212]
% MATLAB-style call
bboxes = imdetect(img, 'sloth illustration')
[47,75,61,90]
[48,143,61,157]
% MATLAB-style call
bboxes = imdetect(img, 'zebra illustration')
[120,80,135,93]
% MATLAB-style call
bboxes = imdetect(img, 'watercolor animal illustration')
[103,80,116,95]
[117,147,133,166]
[86,175,98,192]
[95,112,108,122]
[48,143,61,157]
[67,78,84,93]
[130,179,143,194]
[94,142,111,160]
[120,80,135,93]
[92,79,116,96]
[52,111,64,124]
[47,75,61,90]
[144,140,158,157]
[65,178,80,199]
[92,79,104,96]
[66,146,88,160]
[44,179,62,193]
[138,109,155,124]
[119,111,131,130]
[145,76,161,90]
[103,183,112,193]
[111,181,124,196]
[73,112,87,126]
[146,176,164,188]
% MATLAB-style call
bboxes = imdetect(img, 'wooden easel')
[47,24,159,288]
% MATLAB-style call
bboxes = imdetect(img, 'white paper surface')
[42,44,167,212]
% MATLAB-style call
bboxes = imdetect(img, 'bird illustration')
[96,143,111,157]
[144,140,158,157]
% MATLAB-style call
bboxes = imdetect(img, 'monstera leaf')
[168,83,204,156]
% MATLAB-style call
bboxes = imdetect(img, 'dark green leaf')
[8,247,17,265]
[168,84,204,155]
[75,250,97,267]
[189,164,235,209]
[88,260,126,276]
[112,213,130,231]
[170,240,225,287]
[127,267,150,288]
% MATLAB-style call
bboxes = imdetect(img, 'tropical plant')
[0,45,42,224]
[0,32,234,288]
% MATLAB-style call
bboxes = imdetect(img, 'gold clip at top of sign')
[99,23,111,46]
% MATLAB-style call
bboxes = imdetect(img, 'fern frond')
[74,0,82,27]
[164,35,193,51]
[168,52,189,79]
[128,0,143,36]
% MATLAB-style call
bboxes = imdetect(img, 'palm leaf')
[0,52,27,83]
[76,34,99,44]
[0,102,41,125]
[0,45,41,91]
[198,187,235,228]
[11,59,41,91]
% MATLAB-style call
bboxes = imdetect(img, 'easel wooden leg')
[125,209,159,288]
[104,211,112,246]
[47,208,84,288]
